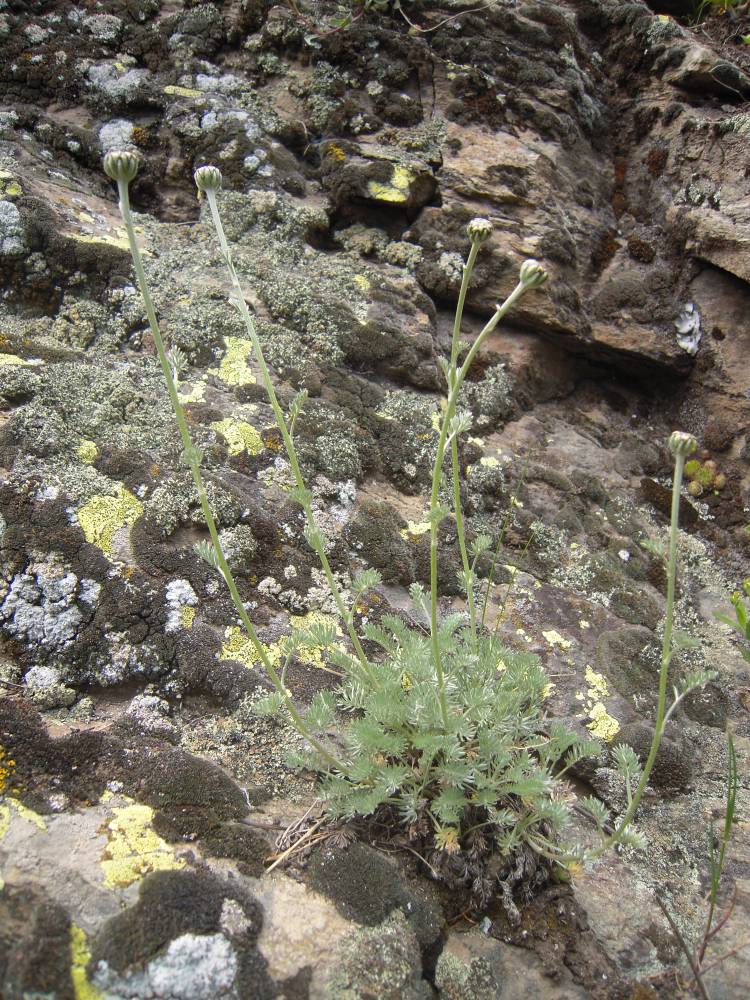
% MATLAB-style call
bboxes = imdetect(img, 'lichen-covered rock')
[89,869,275,999]
[325,912,432,1000]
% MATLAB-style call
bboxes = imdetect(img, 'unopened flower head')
[467,218,493,244]
[103,150,139,184]
[519,259,548,289]
[194,165,222,192]
[668,431,698,458]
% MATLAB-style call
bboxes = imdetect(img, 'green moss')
[307,843,442,950]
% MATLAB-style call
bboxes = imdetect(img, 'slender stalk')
[698,730,738,965]
[447,240,481,644]
[584,447,688,860]
[114,177,344,771]
[429,280,529,728]
[203,188,377,687]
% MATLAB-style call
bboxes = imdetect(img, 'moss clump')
[199,822,269,877]
[88,869,274,999]
[307,843,442,951]
[596,625,660,706]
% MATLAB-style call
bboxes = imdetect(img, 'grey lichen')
[458,363,513,432]
[326,913,431,1000]
[0,200,26,256]
[434,951,500,1000]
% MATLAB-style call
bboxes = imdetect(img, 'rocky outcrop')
[1,1,749,997]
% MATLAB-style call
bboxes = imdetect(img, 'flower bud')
[519,259,548,288]
[194,165,222,192]
[668,431,698,458]
[103,150,139,184]
[467,217,492,244]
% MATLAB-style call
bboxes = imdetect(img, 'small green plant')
[104,151,711,909]
[684,456,726,498]
[716,580,750,662]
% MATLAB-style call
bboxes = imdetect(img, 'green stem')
[116,179,344,771]
[203,189,376,688]
[448,241,480,644]
[429,281,529,729]
[585,452,686,860]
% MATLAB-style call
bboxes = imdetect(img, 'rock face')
[1,0,749,998]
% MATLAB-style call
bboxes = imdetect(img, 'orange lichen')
[0,745,16,794]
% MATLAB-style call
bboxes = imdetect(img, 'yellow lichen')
[6,798,48,831]
[163,84,204,98]
[327,144,346,162]
[0,171,22,198]
[221,611,343,672]
[100,801,184,889]
[0,352,38,366]
[542,629,571,650]
[77,440,99,464]
[177,380,206,404]
[180,606,196,629]
[366,165,414,203]
[0,805,9,841]
[399,520,431,541]
[0,745,15,794]
[209,336,256,386]
[70,924,104,1000]
[577,665,620,741]
[211,417,264,457]
[67,230,132,252]
[77,486,143,555]
[584,664,609,698]
[353,275,370,291]
[586,702,621,741]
